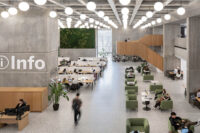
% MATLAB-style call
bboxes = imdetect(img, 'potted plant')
[48,82,69,111]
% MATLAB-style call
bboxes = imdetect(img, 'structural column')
[163,24,181,73]
[0,8,59,87]
[186,16,200,99]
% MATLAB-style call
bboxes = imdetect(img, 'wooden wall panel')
[116,35,163,71]
[0,87,48,112]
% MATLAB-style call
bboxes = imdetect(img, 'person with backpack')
[72,93,82,125]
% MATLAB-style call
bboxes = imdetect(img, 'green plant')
[98,48,109,57]
[48,82,69,105]
[136,66,141,73]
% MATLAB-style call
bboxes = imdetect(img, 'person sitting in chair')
[176,69,182,79]
[154,89,166,100]
[169,112,199,132]
[15,99,27,120]
[154,93,171,109]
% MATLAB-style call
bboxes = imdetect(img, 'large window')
[97,29,112,57]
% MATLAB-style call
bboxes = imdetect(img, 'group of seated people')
[60,78,82,91]
[154,89,171,109]
[167,67,183,80]
[169,112,200,133]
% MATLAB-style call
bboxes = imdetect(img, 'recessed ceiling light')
[121,7,129,15]
[164,14,171,20]
[80,14,86,20]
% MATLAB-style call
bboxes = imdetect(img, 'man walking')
[72,93,82,125]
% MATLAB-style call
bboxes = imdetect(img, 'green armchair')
[143,75,154,81]
[150,84,163,92]
[168,119,194,133]
[160,100,173,110]
[125,86,138,93]
[126,118,150,133]
[125,73,135,79]
[126,90,136,95]
[126,95,138,110]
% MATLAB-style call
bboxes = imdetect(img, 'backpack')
[72,100,80,111]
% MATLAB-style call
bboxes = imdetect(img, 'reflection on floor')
[1,60,200,133]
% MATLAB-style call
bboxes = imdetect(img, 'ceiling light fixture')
[157,18,162,23]
[18,1,30,12]
[164,14,171,20]
[119,0,131,5]
[86,1,96,11]
[8,7,18,15]
[49,11,57,18]
[177,7,185,15]
[1,11,9,19]
[80,14,86,20]
[98,11,104,18]
[34,0,47,5]
[154,2,164,11]
[141,16,147,22]
[146,11,153,18]
[121,7,129,15]
[65,7,73,15]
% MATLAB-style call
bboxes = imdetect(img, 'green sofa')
[143,75,154,81]
[126,90,136,95]
[150,84,163,92]
[126,118,150,133]
[160,100,173,110]
[126,95,138,110]
[125,86,138,93]
[168,119,194,133]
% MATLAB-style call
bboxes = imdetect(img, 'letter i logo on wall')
[0,55,9,70]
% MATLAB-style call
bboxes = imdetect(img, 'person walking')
[72,93,82,125]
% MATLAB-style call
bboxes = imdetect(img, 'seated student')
[196,89,200,98]
[154,89,166,100]
[154,93,171,109]
[15,99,27,120]
[127,71,134,78]
[130,131,139,133]
[176,69,182,79]
[169,112,199,132]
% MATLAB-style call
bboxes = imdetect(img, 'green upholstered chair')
[126,95,138,110]
[125,86,138,93]
[160,100,173,111]
[126,118,150,133]
[125,73,135,79]
[143,75,154,81]
[168,119,194,133]
[126,90,136,95]
[150,84,163,92]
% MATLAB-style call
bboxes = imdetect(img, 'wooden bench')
[0,87,48,112]
[0,111,29,130]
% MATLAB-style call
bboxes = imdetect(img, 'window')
[97,29,112,57]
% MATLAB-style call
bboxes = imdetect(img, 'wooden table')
[0,87,48,112]
[0,111,29,130]
[196,97,200,102]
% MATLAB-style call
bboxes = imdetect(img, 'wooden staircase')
[117,35,163,71]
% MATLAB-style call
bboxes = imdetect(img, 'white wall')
[60,49,96,60]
